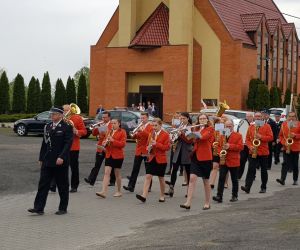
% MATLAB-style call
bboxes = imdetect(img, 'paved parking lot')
[0,128,299,250]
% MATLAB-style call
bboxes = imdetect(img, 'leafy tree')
[35,79,42,112]
[255,83,270,110]
[12,74,26,113]
[26,76,36,113]
[246,79,260,110]
[77,73,88,113]
[54,78,66,107]
[74,66,89,91]
[283,88,292,106]
[40,72,52,110]
[0,71,10,113]
[66,76,76,104]
[269,86,280,108]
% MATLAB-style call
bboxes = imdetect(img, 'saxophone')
[219,133,227,165]
[251,125,261,158]
[286,122,294,154]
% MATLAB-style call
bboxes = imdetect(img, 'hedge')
[0,113,37,122]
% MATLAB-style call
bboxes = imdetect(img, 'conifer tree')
[35,79,42,112]
[0,71,10,114]
[269,86,280,108]
[66,76,76,104]
[54,78,66,107]
[40,72,52,111]
[77,73,88,113]
[12,74,26,113]
[283,88,292,106]
[246,79,259,110]
[256,83,270,110]
[26,76,36,113]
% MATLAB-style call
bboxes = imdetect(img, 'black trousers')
[281,151,299,182]
[245,156,268,190]
[274,142,282,163]
[70,150,80,189]
[88,152,116,185]
[128,155,147,189]
[238,145,249,179]
[34,165,69,211]
[267,142,273,169]
[171,151,190,187]
[217,166,239,198]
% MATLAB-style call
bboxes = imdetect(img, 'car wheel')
[81,131,91,139]
[16,124,28,136]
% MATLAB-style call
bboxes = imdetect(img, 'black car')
[94,109,172,137]
[13,111,94,138]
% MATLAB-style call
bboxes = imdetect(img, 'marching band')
[29,103,300,215]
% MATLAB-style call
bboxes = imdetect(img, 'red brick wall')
[90,46,189,120]
[192,39,202,111]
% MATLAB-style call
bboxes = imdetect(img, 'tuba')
[216,100,230,117]
[64,103,81,126]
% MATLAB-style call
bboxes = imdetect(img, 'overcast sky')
[0,0,299,84]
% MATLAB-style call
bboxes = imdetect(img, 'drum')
[236,119,249,143]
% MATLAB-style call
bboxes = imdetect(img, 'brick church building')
[90,0,299,119]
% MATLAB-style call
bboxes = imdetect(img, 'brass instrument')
[89,121,105,130]
[251,125,261,158]
[219,132,227,165]
[216,100,230,117]
[286,121,294,154]
[129,122,144,137]
[101,129,114,151]
[147,130,156,156]
[64,103,81,126]
[212,131,220,156]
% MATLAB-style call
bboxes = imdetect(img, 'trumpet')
[286,122,294,154]
[251,125,261,158]
[100,129,114,151]
[129,122,144,137]
[89,121,105,130]
[219,134,227,165]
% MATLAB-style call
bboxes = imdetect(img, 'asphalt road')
[0,128,148,196]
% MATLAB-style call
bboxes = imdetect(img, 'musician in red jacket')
[180,113,214,210]
[276,112,300,186]
[241,112,273,194]
[213,120,243,203]
[136,118,170,203]
[96,119,127,198]
[63,104,87,193]
[123,112,153,192]
[84,111,115,186]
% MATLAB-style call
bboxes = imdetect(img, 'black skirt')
[105,157,124,169]
[190,154,212,179]
[213,155,220,163]
[146,158,167,177]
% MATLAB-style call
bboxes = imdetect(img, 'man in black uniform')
[273,112,283,164]
[28,107,73,215]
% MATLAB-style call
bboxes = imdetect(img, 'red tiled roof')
[240,13,264,32]
[266,18,280,35]
[129,2,169,48]
[209,0,287,45]
[282,23,294,39]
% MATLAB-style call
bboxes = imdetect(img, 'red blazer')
[93,122,113,153]
[279,121,300,152]
[246,124,273,156]
[69,114,87,151]
[105,128,127,159]
[220,132,243,167]
[148,129,171,164]
[193,126,214,161]
[133,123,153,156]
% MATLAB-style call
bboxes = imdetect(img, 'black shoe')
[126,176,131,180]
[180,204,191,210]
[84,178,90,184]
[274,161,279,165]
[159,198,165,202]
[293,181,298,185]
[136,194,146,203]
[55,210,67,215]
[241,186,250,194]
[70,188,77,193]
[259,188,266,193]
[49,187,56,193]
[165,180,171,185]
[230,196,238,202]
[202,205,211,210]
[108,183,115,187]
[165,187,174,197]
[212,195,223,203]
[28,208,44,215]
[276,178,285,186]
[123,186,134,192]
[182,183,188,187]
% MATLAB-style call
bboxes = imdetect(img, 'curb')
[0,123,14,128]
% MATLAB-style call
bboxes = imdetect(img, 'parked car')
[94,109,172,137]
[13,111,94,138]
[268,108,287,121]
